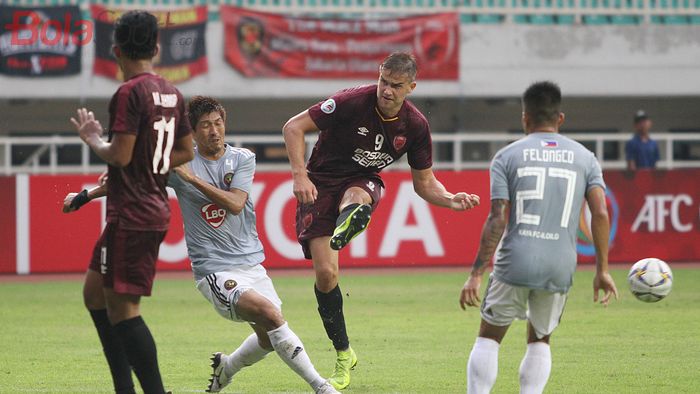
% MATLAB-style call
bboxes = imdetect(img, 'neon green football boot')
[330,204,372,251]
[329,347,358,390]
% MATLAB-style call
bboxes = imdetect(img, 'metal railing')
[2,132,700,175]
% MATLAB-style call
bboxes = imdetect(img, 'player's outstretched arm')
[71,108,136,168]
[62,183,107,213]
[410,168,480,210]
[282,110,319,204]
[70,108,136,167]
[587,186,619,306]
[460,199,509,309]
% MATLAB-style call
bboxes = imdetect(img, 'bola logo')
[201,203,227,228]
[576,188,619,256]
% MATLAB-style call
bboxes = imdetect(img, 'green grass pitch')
[1,267,699,393]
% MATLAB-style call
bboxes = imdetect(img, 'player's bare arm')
[460,199,509,309]
[97,170,108,186]
[410,168,480,211]
[587,186,619,306]
[71,108,137,168]
[169,135,195,168]
[62,183,108,213]
[282,110,319,204]
[173,164,248,215]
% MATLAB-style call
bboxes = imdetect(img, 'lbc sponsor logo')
[200,203,227,228]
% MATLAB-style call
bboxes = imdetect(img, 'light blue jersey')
[169,145,264,281]
[490,133,605,293]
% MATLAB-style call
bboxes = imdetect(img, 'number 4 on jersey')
[152,117,175,174]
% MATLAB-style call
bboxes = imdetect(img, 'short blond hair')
[380,52,418,81]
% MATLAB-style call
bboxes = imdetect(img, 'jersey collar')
[375,106,399,122]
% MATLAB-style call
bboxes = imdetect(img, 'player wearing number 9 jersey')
[459,81,619,394]
[69,10,194,394]
[283,52,481,390]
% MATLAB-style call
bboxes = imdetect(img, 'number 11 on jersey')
[152,117,175,174]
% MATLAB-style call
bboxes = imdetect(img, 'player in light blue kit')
[168,96,337,394]
[459,82,619,394]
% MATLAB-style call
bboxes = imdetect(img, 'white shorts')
[196,264,282,323]
[480,275,567,339]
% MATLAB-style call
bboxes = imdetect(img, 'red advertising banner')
[91,5,208,83]
[7,171,489,274]
[0,177,16,274]
[221,6,459,80]
[576,170,700,264]
[1,170,699,274]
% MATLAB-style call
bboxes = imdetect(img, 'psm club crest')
[393,135,407,151]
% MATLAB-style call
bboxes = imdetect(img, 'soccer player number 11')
[152,116,176,174]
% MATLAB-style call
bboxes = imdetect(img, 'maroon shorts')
[296,174,383,259]
[88,222,167,296]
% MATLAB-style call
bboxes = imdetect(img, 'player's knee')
[103,293,140,325]
[528,333,551,344]
[83,296,104,310]
[83,285,105,310]
[249,304,284,331]
[257,333,274,350]
[314,266,338,291]
[83,271,106,310]
[342,186,372,207]
[237,291,284,330]
[259,307,285,331]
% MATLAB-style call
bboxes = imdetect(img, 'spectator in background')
[625,110,660,170]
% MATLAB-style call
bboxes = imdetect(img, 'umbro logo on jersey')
[357,127,369,136]
[201,203,227,228]
[366,181,375,191]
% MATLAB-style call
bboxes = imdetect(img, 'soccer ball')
[627,258,673,303]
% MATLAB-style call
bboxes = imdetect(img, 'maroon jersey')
[106,73,191,231]
[307,84,432,179]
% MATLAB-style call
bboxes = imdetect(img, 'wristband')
[69,189,90,211]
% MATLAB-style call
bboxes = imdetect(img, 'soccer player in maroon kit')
[69,11,194,394]
[283,52,481,390]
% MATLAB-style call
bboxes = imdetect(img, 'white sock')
[225,333,271,376]
[267,322,325,390]
[467,337,500,394]
[519,342,552,394]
